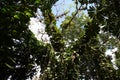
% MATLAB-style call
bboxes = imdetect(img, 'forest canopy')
[0,0,120,80]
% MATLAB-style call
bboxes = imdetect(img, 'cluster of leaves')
[0,0,52,79]
[77,0,120,79]
[1,0,120,80]
[39,0,120,80]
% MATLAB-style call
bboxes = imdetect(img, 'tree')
[0,0,51,79]
[1,0,120,80]
[77,0,120,79]
[39,0,120,79]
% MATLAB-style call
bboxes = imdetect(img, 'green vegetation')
[0,0,120,80]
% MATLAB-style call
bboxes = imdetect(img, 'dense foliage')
[0,0,120,80]
[0,0,50,79]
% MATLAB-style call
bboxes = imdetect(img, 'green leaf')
[25,12,32,17]
[5,63,14,69]
[14,14,19,19]
[35,0,40,4]
[9,57,16,64]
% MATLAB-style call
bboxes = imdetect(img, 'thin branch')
[66,5,82,27]
[56,11,69,19]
